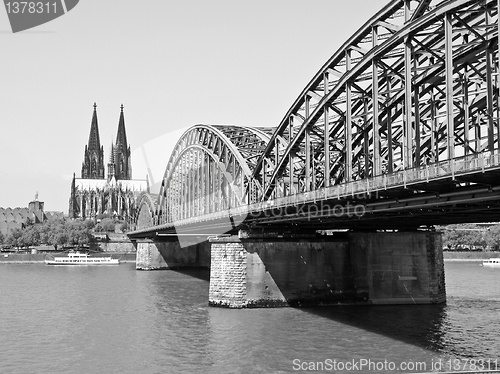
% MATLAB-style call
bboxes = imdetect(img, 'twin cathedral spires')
[81,103,132,181]
[69,103,147,219]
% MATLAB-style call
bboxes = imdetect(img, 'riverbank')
[443,251,499,261]
[0,252,136,264]
[1,251,497,263]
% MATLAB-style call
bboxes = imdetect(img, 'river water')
[0,261,499,374]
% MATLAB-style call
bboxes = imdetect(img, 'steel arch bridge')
[135,124,279,230]
[130,0,500,237]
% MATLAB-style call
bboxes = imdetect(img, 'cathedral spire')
[114,104,132,180]
[116,104,127,151]
[107,141,116,181]
[88,103,101,150]
[81,103,105,179]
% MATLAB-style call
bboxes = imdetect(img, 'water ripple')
[0,261,498,373]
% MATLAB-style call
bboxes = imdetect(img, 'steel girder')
[154,124,277,225]
[135,192,157,230]
[251,0,500,202]
[130,0,500,236]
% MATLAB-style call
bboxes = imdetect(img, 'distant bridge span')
[130,0,500,238]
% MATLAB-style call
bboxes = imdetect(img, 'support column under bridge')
[209,231,445,308]
[135,238,210,270]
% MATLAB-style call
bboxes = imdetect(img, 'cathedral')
[69,103,149,220]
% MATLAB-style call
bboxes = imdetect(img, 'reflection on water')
[0,261,499,373]
[302,304,448,351]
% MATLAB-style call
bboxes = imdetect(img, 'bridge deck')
[129,152,500,237]
[129,0,500,238]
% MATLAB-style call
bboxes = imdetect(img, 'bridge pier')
[135,238,210,270]
[208,231,445,308]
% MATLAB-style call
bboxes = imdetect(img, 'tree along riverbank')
[1,250,496,263]
[443,251,500,261]
[0,252,136,264]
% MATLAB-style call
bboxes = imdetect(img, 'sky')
[0,0,388,213]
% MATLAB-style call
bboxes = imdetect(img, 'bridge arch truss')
[134,192,157,230]
[130,0,500,235]
[250,0,500,202]
[152,125,278,225]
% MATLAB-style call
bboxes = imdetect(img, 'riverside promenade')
[0,252,136,264]
[0,251,495,264]
[443,251,500,261]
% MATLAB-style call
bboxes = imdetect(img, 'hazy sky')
[0,0,388,212]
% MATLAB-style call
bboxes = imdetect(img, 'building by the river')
[0,196,64,237]
[68,103,148,220]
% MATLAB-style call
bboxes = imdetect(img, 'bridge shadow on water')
[164,267,449,352]
[169,268,211,282]
[170,267,449,352]
[295,303,448,352]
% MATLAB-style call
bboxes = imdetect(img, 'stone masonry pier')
[135,238,210,270]
[135,231,445,308]
[208,231,445,308]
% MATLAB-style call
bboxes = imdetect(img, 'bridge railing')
[135,151,500,232]
[232,151,500,216]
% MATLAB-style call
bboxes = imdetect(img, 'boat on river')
[482,258,500,267]
[45,252,119,265]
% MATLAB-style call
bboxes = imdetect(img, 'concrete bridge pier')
[135,238,210,270]
[208,231,446,308]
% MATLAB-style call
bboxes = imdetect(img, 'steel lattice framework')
[149,125,280,227]
[250,0,499,201]
[131,0,500,236]
[135,192,157,230]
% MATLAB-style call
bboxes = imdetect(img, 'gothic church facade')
[69,104,148,220]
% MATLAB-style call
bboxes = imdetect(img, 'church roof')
[118,179,148,191]
[74,178,109,191]
[73,178,147,192]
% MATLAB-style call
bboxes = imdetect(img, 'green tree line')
[2,219,498,251]
[439,223,500,251]
[0,219,95,249]
[0,216,129,249]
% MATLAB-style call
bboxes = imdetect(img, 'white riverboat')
[482,258,500,267]
[45,252,119,265]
